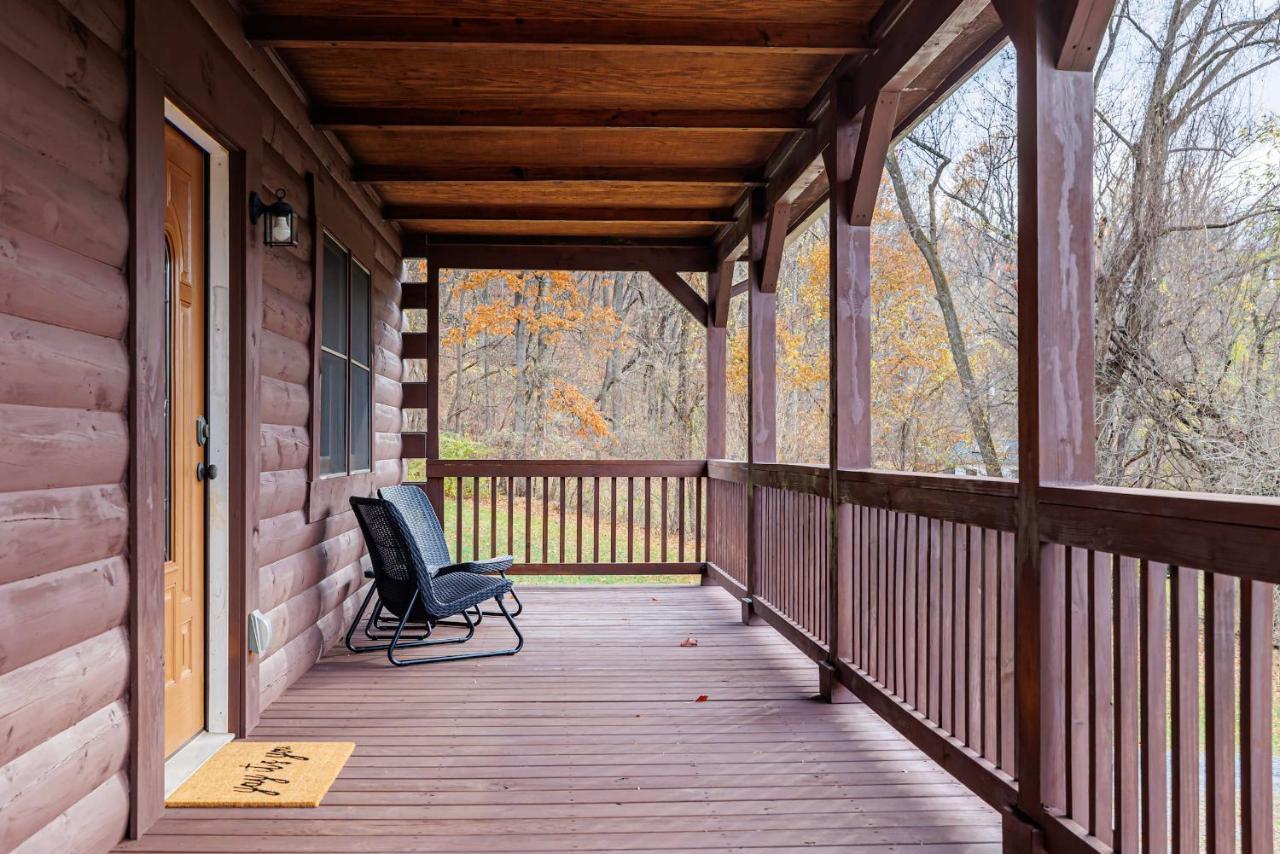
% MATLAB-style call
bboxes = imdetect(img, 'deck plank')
[117,585,1000,852]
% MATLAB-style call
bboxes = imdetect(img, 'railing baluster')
[677,476,686,564]
[524,476,532,564]
[558,476,566,564]
[1139,559,1168,852]
[489,475,496,559]
[541,476,549,564]
[982,528,998,761]
[610,476,617,563]
[1240,579,1274,854]
[1204,571,1236,854]
[695,475,703,564]
[661,477,669,563]
[625,476,634,563]
[455,476,463,559]
[506,476,513,558]
[1087,549,1113,846]
[1066,546,1088,825]
[643,476,651,563]
[471,476,480,561]
[575,476,583,563]
[1114,555,1140,853]
[1170,566,1199,854]
[593,477,601,563]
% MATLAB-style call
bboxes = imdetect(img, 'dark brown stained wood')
[126,51,166,841]
[385,204,735,224]
[846,90,899,224]
[649,270,709,325]
[314,107,809,131]
[420,460,706,478]
[247,16,870,53]
[755,198,792,294]
[401,382,429,409]
[424,263,443,515]
[996,0,1099,830]
[1139,560,1168,852]
[356,165,764,185]
[1056,0,1116,71]
[340,128,788,170]
[422,241,715,273]
[1169,566,1199,854]
[1240,580,1274,854]
[1203,572,1235,854]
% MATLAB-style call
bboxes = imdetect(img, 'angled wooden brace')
[753,195,792,294]
[649,270,709,326]
[707,256,733,328]
[845,89,900,225]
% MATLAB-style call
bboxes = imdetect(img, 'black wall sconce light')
[249,188,297,248]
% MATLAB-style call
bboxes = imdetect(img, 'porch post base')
[699,566,717,586]
[740,597,762,626]
[1001,807,1046,854]
[817,660,854,703]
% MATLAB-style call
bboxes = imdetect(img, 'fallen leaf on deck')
[679,636,699,647]
[694,695,709,703]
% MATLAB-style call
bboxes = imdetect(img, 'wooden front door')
[163,125,209,757]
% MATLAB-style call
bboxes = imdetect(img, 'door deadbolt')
[196,415,210,446]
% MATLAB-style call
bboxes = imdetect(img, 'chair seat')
[429,570,514,615]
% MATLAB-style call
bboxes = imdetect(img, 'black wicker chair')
[379,484,523,619]
[346,496,523,666]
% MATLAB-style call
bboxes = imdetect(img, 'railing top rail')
[416,459,708,478]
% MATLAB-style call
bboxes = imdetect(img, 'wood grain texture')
[115,586,1001,853]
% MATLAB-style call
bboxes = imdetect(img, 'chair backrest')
[379,484,452,573]
[350,496,446,619]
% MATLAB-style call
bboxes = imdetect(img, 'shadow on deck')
[119,585,1001,852]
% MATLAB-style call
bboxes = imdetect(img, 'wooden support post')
[424,261,444,515]
[820,80,894,702]
[994,0,1102,845]
[704,259,730,586]
[745,190,784,624]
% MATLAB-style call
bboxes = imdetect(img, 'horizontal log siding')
[253,142,403,711]
[0,2,131,851]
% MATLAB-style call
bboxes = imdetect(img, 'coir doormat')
[166,741,355,807]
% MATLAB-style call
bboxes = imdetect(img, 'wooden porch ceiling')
[243,0,1005,268]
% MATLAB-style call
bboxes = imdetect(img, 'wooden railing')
[704,460,1277,854]
[408,460,705,575]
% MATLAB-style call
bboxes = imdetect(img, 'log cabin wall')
[0,1,403,850]
[0,1,134,851]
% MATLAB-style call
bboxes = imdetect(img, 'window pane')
[350,262,370,366]
[322,237,347,354]
[350,365,372,472]
[319,350,348,476]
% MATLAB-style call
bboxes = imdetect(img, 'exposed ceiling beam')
[353,165,764,186]
[246,16,872,54]
[408,236,715,272]
[384,205,736,224]
[311,108,808,132]
[649,271,709,326]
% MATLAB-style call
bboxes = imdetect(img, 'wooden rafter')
[384,205,735,224]
[410,236,714,272]
[246,16,872,53]
[650,270,709,326]
[311,107,809,132]
[353,165,764,186]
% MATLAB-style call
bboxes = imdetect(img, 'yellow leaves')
[549,380,611,439]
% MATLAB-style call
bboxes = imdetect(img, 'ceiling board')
[401,220,718,238]
[243,0,882,26]
[282,48,839,111]
[374,182,745,208]
[337,128,788,169]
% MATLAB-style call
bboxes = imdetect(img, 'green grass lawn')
[440,491,700,586]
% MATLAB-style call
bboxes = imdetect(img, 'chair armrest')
[431,556,514,576]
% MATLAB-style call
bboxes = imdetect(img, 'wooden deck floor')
[119,585,1001,852]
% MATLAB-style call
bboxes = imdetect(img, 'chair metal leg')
[388,595,524,666]
[346,591,456,654]
[479,573,522,617]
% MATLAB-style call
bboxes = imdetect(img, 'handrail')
[419,459,707,478]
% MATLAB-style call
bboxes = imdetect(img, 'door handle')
[197,462,218,482]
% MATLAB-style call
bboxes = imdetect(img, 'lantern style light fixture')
[249,188,297,248]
